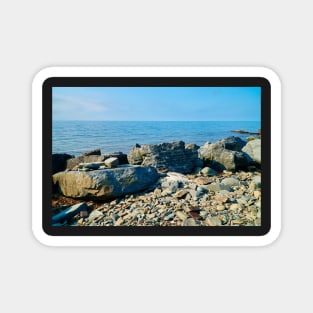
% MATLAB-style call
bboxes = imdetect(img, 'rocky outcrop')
[82,149,101,156]
[127,141,201,174]
[242,139,261,164]
[199,136,250,171]
[53,166,159,200]
[66,152,128,170]
[52,153,74,174]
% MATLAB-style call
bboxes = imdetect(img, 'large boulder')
[242,139,261,164]
[66,152,128,170]
[53,166,159,200]
[199,136,250,171]
[52,153,74,174]
[127,141,200,174]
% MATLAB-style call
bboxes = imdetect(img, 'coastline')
[52,135,261,227]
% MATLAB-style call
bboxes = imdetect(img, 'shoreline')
[52,135,261,227]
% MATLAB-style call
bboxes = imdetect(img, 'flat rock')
[104,157,119,168]
[53,166,159,200]
[221,177,240,186]
[205,183,233,192]
[82,149,101,156]
[194,176,212,185]
[173,189,189,199]
[181,218,200,226]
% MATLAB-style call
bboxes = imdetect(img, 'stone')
[53,166,159,200]
[254,190,261,199]
[174,189,189,199]
[78,162,104,170]
[127,141,200,174]
[104,157,119,168]
[200,167,217,176]
[181,218,200,226]
[194,176,211,185]
[206,183,233,192]
[66,152,128,170]
[52,202,88,224]
[161,179,179,194]
[199,137,250,171]
[82,149,101,156]
[52,153,74,174]
[205,216,222,226]
[88,210,103,222]
[221,177,240,186]
[249,175,261,191]
[242,139,261,164]
[176,211,188,220]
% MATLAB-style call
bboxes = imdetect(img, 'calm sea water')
[52,121,261,156]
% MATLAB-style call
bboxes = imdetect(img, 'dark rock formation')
[52,153,74,174]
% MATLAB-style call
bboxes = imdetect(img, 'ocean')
[52,121,261,156]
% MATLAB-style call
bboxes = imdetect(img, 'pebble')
[55,170,262,227]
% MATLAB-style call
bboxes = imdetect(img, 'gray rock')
[53,166,159,200]
[78,162,104,170]
[206,183,233,192]
[200,167,218,176]
[52,202,88,224]
[104,157,119,168]
[66,152,128,170]
[221,177,240,186]
[199,137,250,171]
[242,139,261,164]
[127,141,200,174]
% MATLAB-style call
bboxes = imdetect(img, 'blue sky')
[52,87,261,121]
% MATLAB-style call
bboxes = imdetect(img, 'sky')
[52,87,261,121]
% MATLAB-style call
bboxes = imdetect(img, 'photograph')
[51,86,262,227]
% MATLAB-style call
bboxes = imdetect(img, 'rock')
[199,137,250,171]
[181,218,200,226]
[78,162,104,170]
[188,189,202,200]
[82,149,101,156]
[88,210,103,222]
[66,152,128,170]
[174,189,189,199]
[161,179,179,194]
[195,177,212,185]
[104,157,119,168]
[200,167,218,176]
[52,202,88,224]
[176,211,188,221]
[52,153,74,174]
[206,183,233,192]
[249,175,261,191]
[205,216,222,226]
[127,141,200,174]
[254,190,261,199]
[53,166,159,200]
[221,177,240,186]
[242,139,261,164]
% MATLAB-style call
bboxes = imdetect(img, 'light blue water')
[52,121,260,156]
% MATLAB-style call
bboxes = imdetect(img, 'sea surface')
[52,121,261,156]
